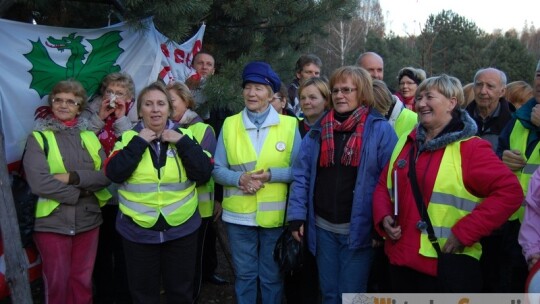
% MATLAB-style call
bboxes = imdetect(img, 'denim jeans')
[316,226,374,304]
[225,223,283,304]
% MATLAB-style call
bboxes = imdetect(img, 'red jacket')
[373,129,523,276]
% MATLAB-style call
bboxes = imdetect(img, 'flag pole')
[0,130,32,302]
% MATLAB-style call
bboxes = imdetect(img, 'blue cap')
[242,61,281,93]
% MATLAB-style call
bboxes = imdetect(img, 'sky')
[378,0,538,36]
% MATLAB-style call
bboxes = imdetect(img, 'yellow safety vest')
[387,136,482,260]
[222,113,297,228]
[188,122,215,218]
[34,130,112,218]
[508,121,540,221]
[394,108,417,139]
[114,129,198,228]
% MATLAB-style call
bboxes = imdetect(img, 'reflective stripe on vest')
[221,113,297,228]
[387,137,483,260]
[115,129,198,228]
[509,121,540,221]
[188,122,216,218]
[422,140,482,260]
[34,130,112,218]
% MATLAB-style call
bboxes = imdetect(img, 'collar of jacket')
[415,108,477,152]
[34,116,89,132]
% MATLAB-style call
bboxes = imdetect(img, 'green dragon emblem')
[24,31,123,98]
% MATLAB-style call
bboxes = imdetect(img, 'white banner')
[343,293,537,304]
[0,18,205,168]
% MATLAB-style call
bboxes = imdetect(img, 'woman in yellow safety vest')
[105,81,213,304]
[24,79,111,304]
[213,61,301,304]
[166,81,227,300]
[373,74,523,292]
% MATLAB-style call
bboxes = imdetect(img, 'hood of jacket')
[33,116,89,132]
[415,108,477,152]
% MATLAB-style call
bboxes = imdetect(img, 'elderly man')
[493,61,540,292]
[466,67,512,151]
[356,52,384,81]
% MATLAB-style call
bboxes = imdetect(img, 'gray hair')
[473,68,507,86]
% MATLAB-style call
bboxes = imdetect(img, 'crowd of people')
[17,49,540,303]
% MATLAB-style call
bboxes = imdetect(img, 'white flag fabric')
[0,18,205,168]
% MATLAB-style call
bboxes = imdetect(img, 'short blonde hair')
[136,81,173,118]
[416,74,464,110]
[329,66,374,108]
[166,82,196,109]
[299,77,331,110]
[372,80,392,115]
[462,82,475,108]
[506,81,533,109]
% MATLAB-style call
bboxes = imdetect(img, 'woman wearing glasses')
[23,79,112,304]
[287,66,397,303]
[80,73,136,303]
[396,67,426,111]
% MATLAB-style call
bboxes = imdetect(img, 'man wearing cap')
[212,61,301,304]
[500,60,540,292]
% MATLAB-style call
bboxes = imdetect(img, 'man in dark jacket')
[468,67,527,292]
[466,67,512,152]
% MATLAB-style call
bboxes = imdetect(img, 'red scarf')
[396,92,415,111]
[319,107,369,167]
[97,100,134,154]
[53,115,78,127]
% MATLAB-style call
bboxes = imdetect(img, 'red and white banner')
[0,17,205,168]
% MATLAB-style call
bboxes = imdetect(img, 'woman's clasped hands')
[239,169,270,194]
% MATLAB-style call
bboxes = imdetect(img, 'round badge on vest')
[167,148,177,157]
[276,141,286,152]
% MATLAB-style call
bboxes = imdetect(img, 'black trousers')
[93,205,131,304]
[480,219,528,292]
[389,255,482,293]
[284,249,320,303]
[193,218,219,301]
[122,229,198,304]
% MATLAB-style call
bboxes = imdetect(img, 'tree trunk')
[0,132,32,303]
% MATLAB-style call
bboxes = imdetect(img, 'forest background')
[1,0,539,118]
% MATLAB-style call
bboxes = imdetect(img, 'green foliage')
[198,0,356,110]
[5,1,539,105]
[417,10,485,82]
[123,0,212,42]
[480,36,536,82]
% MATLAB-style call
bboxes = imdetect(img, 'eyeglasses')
[399,81,417,87]
[105,90,127,98]
[331,87,357,95]
[52,97,80,107]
